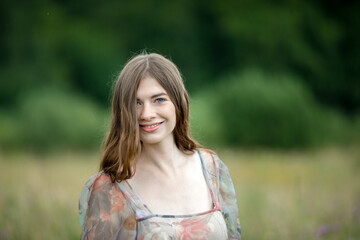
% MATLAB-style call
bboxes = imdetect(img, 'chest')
[128,166,213,215]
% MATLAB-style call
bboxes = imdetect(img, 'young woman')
[79,53,241,239]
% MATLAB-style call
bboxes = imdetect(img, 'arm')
[79,173,136,240]
[214,154,241,240]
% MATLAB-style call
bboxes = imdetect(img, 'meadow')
[0,148,359,240]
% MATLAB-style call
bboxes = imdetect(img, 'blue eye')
[136,101,142,106]
[155,98,165,103]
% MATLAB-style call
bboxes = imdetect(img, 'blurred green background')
[0,0,359,239]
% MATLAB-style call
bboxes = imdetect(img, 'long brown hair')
[100,53,198,183]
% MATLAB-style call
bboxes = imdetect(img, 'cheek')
[169,106,176,123]
[136,109,141,119]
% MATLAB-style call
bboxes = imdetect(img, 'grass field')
[0,148,359,240]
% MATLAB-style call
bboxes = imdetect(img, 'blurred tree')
[318,0,360,113]
[0,0,359,150]
[207,0,359,113]
[1,0,358,112]
[191,70,348,148]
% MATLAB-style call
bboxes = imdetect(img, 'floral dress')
[79,149,241,239]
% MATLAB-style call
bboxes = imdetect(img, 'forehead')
[136,77,167,98]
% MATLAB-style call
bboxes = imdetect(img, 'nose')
[139,102,156,121]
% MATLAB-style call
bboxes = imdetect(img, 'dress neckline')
[120,149,219,221]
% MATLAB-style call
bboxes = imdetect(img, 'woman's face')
[136,77,176,145]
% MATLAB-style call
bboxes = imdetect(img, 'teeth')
[143,123,160,128]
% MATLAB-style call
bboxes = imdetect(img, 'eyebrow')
[137,92,167,100]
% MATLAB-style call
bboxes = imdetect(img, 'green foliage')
[20,88,108,151]
[350,114,360,146]
[207,0,360,112]
[0,0,358,150]
[191,70,348,149]
[1,0,359,112]
[190,92,224,148]
[0,111,22,150]
[0,88,108,152]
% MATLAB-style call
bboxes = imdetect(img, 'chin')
[140,133,174,146]
[140,137,163,145]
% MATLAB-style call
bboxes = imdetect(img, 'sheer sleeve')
[213,154,241,240]
[79,173,137,240]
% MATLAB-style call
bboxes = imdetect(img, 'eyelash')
[136,98,166,106]
[155,98,166,103]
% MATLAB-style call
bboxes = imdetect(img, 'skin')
[127,77,212,215]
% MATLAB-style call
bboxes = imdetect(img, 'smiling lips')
[140,121,164,133]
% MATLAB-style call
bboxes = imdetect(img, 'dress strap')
[197,150,221,210]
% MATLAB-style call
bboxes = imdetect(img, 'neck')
[139,138,187,177]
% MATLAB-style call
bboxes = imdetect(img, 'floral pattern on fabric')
[79,149,241,239]
[174,217,212,240]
